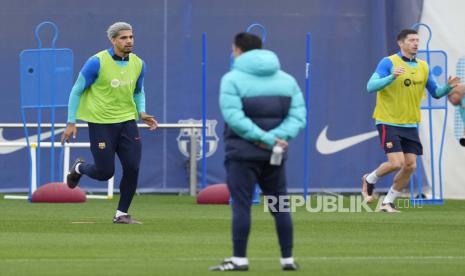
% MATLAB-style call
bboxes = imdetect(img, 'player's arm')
[425,69,460,99]
[133,61,146,115]
[366,57,398,93]
[61,57,99,144]
[134,61,157,130]
[219,75,276,148]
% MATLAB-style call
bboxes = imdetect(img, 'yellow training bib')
[372,54,428,124]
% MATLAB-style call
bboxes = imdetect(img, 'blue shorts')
[376,124,423,155]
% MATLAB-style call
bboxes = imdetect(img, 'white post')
[189,128,198,196]
[63,144,70,182]
[30,143,37,194]
[108,176,114,199]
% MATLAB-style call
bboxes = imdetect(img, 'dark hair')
[234,32,262,52]
[396,29,418,41]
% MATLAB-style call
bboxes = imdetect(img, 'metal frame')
[1,123,202,199]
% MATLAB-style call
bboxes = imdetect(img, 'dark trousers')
[80,120,141,213]
[225,159,293,258]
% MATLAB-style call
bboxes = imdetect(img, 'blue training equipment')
[19,21,73,200]
[409,23,446,205]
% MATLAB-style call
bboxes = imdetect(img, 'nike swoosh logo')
[316,126,378,155]
[0,128,65,154]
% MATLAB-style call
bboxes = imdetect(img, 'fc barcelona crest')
[177,119,219,160]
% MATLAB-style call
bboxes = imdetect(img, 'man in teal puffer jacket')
[209,32,306,272]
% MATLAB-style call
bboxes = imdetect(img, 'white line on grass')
[177,256,465,262]
[2,256,464,263]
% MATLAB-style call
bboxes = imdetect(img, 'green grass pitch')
[1,195,465,275]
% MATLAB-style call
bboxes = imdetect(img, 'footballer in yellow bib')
[361,29,462,212]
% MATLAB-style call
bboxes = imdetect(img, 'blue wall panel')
[0,0,422,193]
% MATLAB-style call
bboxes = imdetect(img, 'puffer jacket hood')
[232,49,280,76]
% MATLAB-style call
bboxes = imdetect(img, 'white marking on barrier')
[3,195,28,200]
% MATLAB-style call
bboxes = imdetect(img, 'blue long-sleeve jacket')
[219,49,306,161]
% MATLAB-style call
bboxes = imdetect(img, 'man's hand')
[61,123,77,145]
[255,137,288,150]
[275,138,288,151]
[448,76,461,88]
[141,112,158,130]
[450,83,465,95]
[392,66,405,78]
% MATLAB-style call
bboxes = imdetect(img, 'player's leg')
[380,153,416,212]
[362,124,404,202]
[392,153,417,191]
[113,120,142,224]
[67,122,117,188]
[381,127,422,212]
[259,161,298,271]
